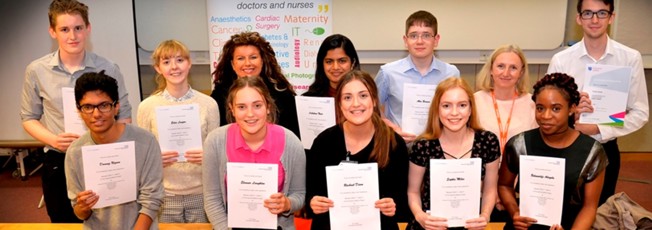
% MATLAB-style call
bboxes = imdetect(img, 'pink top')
[226,123,286,192]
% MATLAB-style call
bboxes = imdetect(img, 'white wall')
[0,0,140,140]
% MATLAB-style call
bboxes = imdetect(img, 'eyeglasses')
[580,10,611,19]
[407,33,435,41]
[78,101,116,114]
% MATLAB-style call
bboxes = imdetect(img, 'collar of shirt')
[162,88,195,102]
[233,123,274,155]
[399,54,441,76]
[47,49,96,74]
[578,36,615,62]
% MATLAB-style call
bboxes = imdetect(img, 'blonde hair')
[151,40,191,95]
[418,78,482,140]
[476,44,530,95]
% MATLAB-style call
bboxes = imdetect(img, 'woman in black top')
[210,31,300,137]
[306,70,410,230]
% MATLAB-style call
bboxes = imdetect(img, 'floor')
[0,153,650,223]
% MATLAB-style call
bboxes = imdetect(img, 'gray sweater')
[203,124,306,230]
[65,124,164,230]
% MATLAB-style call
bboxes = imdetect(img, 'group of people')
[19,0,647,230]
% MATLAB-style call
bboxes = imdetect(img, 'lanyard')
[491,90,517,153]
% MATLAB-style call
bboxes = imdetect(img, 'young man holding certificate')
[65,71,164,229]
[498,73,608,230]
[547,0,649,205]
[375,10,460,143]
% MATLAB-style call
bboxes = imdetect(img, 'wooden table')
[0,223,213,230]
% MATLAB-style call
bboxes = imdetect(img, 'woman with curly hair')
[498,73,608,230]
[210,31,300,137]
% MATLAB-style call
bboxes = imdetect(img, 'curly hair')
[531,72,580,107]
[212,31,295,95]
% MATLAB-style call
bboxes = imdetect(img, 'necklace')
[443,148,472,159]
[491,89,518,153]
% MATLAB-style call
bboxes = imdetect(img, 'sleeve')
[305,131,329,218]
[386,135,412,222]
[65,142,83,208]
[210,86,229,126]
[375,68,390,117]
[135,98,152,132]
[202,130,228,230]
[276,91,301,138]
[137,134,164,220]
[20,65,43,121]
[583,141,608,182]
[206,97,220,133]
[546,54,563,74]
[283,130,306,215]
[595,53,649,141]
[409,139,429,167]
[104,64,132,120]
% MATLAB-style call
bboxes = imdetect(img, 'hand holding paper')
[161,150,179,167]
[264,193,290,214]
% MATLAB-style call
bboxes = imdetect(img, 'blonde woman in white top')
[137,40,219,222]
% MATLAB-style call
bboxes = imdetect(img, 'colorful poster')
[207,0,333,95]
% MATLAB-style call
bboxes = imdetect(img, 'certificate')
[519,155,565,227]
[227,163,278,229]
[155,104,203,162]
[579,64,632,126]
[326,163,381,230]
[401,83,436,135]
[82,141,137,209]
[429,158,481,227]
[295,96,336,149]
[62,87,87,135]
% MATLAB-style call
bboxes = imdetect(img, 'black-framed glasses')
[78,101,116,114]
[580,10,611,19]
[407,33,435,41]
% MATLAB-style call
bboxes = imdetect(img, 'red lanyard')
[491,90,517,153]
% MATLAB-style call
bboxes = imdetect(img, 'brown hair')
[405,10,438,35]
[151,40,191,95]
[213,31,295,95]
[226,76,278,124]
[418,77,482,140]
[48,0,89,29]
[334,70,397,169]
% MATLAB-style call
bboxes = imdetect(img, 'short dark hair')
[405,10,438,35]
[48,0,89,29]
[74,70,119,106]
[577,0,614,13]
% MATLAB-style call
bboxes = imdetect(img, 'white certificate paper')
[155,104,203,162]
[401,83,436,135]
[429,158,481,227]
[295,96,336,149]
[326,163,381,230]
[519,155,565,227]
[579,64,632,126]
[62,87,87,135]
[82,141,137,209]
[227,163,278,229]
